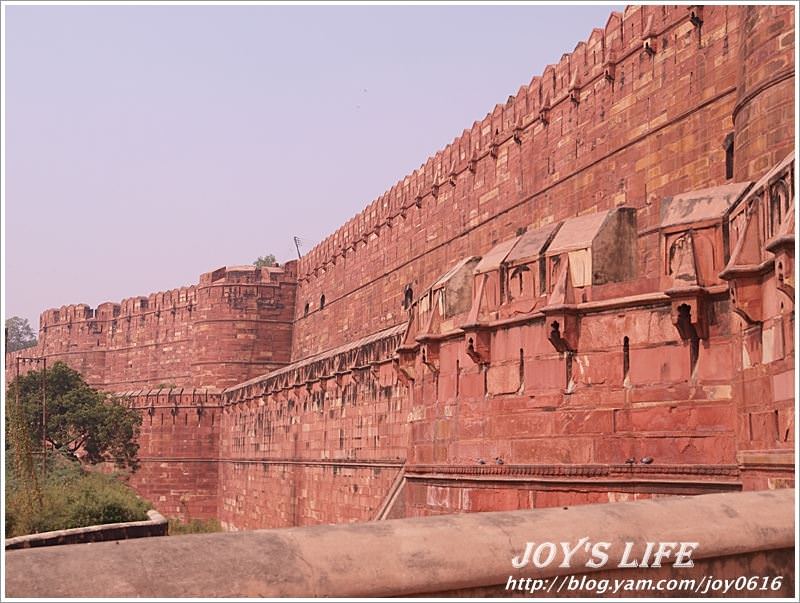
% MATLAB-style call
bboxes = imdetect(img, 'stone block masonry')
[292,5,780,360]
[8,263,297,390]
[6,489,795,598]
[5,5,794,530]
[121,389,224,521]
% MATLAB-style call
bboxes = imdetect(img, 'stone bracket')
[727,271,769,325]
[543,310,580,353]
[666,287,709,340]
[417,337,440,375]
[688,5,704,27]
[766,233,795,303]
[462,326,491,366]
[392,346,418,385]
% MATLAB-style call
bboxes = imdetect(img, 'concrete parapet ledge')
[4,509,167,551]
[4,489,794,598]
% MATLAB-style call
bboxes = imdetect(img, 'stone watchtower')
[189,263,298,389]
[733,4,795,181]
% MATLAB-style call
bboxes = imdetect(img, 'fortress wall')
[5,267,298,525]
[218,463,402,530]
[4,5,794,530]
[5,264,298,390]
[189,264,298,389]
[291,5,748,360]
[734,5,795,182]
[118,389,224,521]
[399,299,744,517]
[218,327,408,529]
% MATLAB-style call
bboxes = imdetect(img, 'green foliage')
[5,316,37,352]
[253,254,277,267]
[5,453,149,538]
[5,408,41,525]
[168,517,222,535]
[7,362,141,470]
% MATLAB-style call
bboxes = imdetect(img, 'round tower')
[734,5,795,182]
[190,265,297,389]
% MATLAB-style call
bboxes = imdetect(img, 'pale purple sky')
[5,3,621,329]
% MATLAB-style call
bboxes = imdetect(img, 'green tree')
[5,316,37,352]
[253,254,277,267]
[7,362,142,470]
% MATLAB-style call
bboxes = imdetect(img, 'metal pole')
[15,356,20,410]
[42,357,47,481]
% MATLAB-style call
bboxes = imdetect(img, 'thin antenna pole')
[293,236,302,259]
[15,356,20,411]
[42,357,47,481]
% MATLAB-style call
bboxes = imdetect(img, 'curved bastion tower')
[6,4,795,529]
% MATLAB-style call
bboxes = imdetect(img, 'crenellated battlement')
[36,262,300,331]
[11,263,298,391]
[4,5,794,533]
[295,5,705,282]
[39,287,198,330]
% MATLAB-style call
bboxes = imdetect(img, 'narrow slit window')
[690,334,700,378]
[723,133,734,180]
[623,336,630,383]
[403,287,414,310]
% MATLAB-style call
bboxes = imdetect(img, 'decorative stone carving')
[721,152,795,321]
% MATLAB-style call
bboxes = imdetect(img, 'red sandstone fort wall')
[734,4,795,182]
[216,4,793,528]
[217,328,408,529]
[4,5,794,529]
[121,389,223,521]
[291,5,766,359]
[6,264,298,390]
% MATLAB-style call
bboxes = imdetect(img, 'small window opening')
[320,294,326,310]
[769,185,786,238]
[510,265,530,301]
[403,286,414,310]
[623,336,630,384]
[303,302,309,317]
[723,133,734,180]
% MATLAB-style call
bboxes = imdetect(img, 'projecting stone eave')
[223,322,408,398]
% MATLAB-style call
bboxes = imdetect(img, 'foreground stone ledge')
[5,489,793,598]
[4,509,167,551]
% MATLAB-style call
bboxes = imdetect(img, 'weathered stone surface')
[4,489,794,598]
[4,5,795,529]
[4,510,167,550]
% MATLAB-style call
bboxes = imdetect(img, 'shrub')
[5,453,150,538]
[168,518,223,535]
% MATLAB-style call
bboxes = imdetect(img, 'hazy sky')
[5,3,621,329]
